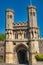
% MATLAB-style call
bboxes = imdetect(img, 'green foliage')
[35,54,43,61]
[0,34,5,41]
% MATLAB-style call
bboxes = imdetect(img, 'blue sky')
[0,0,43,37]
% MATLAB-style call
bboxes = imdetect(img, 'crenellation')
[13,22,28,26]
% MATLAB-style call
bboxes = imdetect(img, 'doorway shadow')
[17,49,29,65]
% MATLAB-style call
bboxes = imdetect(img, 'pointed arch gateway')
[16,44,29,64]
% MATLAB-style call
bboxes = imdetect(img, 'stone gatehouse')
[0,5,43,65]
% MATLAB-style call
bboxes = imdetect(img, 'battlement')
[13,22,28,26]
[13,22,28,30]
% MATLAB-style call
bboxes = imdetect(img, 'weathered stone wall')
[0,41,5,62]
[0,62,43,65]
[39,38,43,54]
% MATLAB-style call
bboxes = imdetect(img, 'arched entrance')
[16,44,29,64]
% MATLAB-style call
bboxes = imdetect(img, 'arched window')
[24,33,26,38]
[26,32,28,38]
[30,12,32,16]
[24,32,28,38]
[10,15,12,18]
[31,31,34,38]
[15,33,18,39]
[33,12,35,16]
[7,15,12,19]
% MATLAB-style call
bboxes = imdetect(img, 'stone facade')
[0,5,43,65]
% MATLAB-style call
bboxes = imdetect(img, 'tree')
[0,34,5,41]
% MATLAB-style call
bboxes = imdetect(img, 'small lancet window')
[15,33,18,39]
[26,32,28,38]
[24,33,26,38]
[10,15,12,18]
[30,12,32,15]
[33,12,35,16]
[32,31,34,38]
[7,15,12,19]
